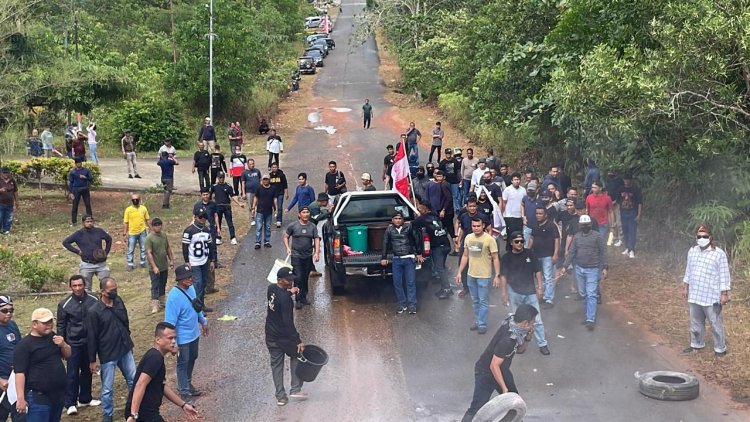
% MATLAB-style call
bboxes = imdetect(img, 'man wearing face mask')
[123,193,151,271]
[682,224,730,357]
[520,181,543,247]
[412,166,429,201]
[86,278,136,422]
[562,215,608,330]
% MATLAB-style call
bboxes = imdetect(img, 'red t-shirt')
[586,194,613,225]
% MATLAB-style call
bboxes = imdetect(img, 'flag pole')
[404,140,417,205]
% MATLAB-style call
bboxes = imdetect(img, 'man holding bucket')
[266,267,306,406]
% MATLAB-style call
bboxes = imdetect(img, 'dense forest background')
[361,0,750,265]
[0,0,311,152]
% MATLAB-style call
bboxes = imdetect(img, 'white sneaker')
[67,406,78,415]
[628,251,635,259]
[231,238,238,245]
[78,399,101,407]
[276,222,282,228]
[622,249,630,255]
[216,238,222,245]
[613,240,623,247]
[251,220,256,226]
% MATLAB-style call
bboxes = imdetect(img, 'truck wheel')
[328,265,346,296]
[638,371,699,401]
[472,392,526,422]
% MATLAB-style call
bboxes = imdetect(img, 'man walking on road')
[428,121,444,163]
[121,130,140,179]
[618,173,642,258]
[460,148,478,207]
[362,99,373,129]
[381,212,424,314]
[253,175,277,249]
[125,322,199,422]
[460,304,537,422]
[269,163,288,228]
[283,208,320,309]
[285,172,316,213]
[182,208,216,307]
[266,267,307,406]
[57,276,101,416]
[123,193,151,271]
[501,232,550,355]
[0,168,19,235]
[165,264,209,404]
[324,161,346,200]
[456,217,500,334]
[211,172,245,245]
[528,207,560,309]
[266,129,283,170]
[682,224,731,357]
[63,215,112,290]
[562,215,608,330]
[382,145,395,189]
[87,278,136,422]
[240,159,262,226]
[197,117,216,151]
[192,143,212,191]
[13,308,71,421]
[415,200,452,299]
[439,149,461,213]
[157,151,178,209]
[145,218,174,314]
[0,296,22,421]
[68,157,94,226]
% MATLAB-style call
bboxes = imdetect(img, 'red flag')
[323,15,330,34]
[391,140,410,197]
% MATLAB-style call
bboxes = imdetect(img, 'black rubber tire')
[638,371,700,401]
[328,265,346,296]
[473,393,527,422]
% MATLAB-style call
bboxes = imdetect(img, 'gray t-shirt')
[431,127,444,146]
[286,221,319,258]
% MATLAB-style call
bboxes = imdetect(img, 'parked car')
[309,39,329,56]
[305,16,322,29]
[306,33,336,50]
[298,56,316,74]
[304,48,324,67]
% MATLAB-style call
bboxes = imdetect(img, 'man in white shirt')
[501,172,526,252]
[470,159,489,193]
[158,138,177,158]
[266,129,283,171]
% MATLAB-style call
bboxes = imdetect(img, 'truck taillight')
[422,233,431,256]
[333,233,342,261]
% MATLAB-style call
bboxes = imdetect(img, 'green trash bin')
[346,225,368,252]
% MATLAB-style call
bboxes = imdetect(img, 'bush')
[110,94,191,151]
[0,247,65,292]
[0,157,101,187]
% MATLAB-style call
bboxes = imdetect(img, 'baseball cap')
[444,148,452,154]
[527,181,538,191]
[277,267,295,280]
[74,156,85,163]
[175,264,192,281]
[579,215,592,224]
[262,174,270,179]
[31,308,55,323]
[509,231,524,241]
[194,206,208,218]
[361,172,372,181]
[152,217,163,226]
[478,158,486,164]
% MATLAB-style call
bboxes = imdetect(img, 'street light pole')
[208,0,215,124]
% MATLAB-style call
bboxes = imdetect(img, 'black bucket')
[295,344,329,382]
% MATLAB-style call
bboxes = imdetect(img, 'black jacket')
[86,297,134,363]
[382,223,423,259]
[57,292,99,347]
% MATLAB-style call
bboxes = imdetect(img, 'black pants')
[232,176,241,195]
[268,152,279,169]
[363,114,371,128]
[428,145,441,163]
[197,169,210,190]
[216,205,236,239]
[65,344,93,407]
[292,255,314,302]
[210,168,222,185]
[149,271,168,299]
[0,392,23,422]
[504,217,523,251]
[462,366,517,422]
[71,188,92,225]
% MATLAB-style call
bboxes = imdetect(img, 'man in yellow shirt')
[123,193,151,271]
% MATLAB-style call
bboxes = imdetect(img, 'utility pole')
[169,0,176,63]
[207,0,216,124]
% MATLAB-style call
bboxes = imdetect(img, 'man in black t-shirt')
[192,143,212,190]
[324,161,346,199]
[125,322,198,422]
[528,207,559,309]
[13,308,71,418]
[266,267,305,406]
[415,201,453,298]
[210,173,245,245]
[461,304,537,422]
[253,176,277,249]
[439,149,461,212]
[501,231,550,356]
[209,145,227,186]
[382,145,396,189]
[0,295,21,420]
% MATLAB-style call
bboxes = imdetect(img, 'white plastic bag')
[267,256,292,283]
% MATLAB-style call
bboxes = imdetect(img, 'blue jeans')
[100,351,136,417]
[461,180,471,206]
[191,264,210,302]
[176,338,200,395]
[467,276,490,329]
[523,225,532,248]
[407,142,419,161]
[275,194,285,223]
[391,257,417,308]
[127,230,147,266]
[449,183,461,212]
[255,212,273,244]
[575,266,601,322]
[538,256,556,303]
[597,224,609,240]
[620,208,638,252]
[88,143,99,164]
[507,286,547,347]
[0,204,13,233]
[26,390,63,422]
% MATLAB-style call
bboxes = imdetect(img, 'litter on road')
[217,315,239,321]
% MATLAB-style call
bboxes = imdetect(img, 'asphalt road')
[188,1,748,421]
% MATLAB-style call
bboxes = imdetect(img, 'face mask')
[581,225,592,234]
[107,289,118,300]
[697,238,711,248]
[483,179,492,185]
[132,199,140,206]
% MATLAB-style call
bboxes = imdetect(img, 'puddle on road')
[308,112,321,123]
[330,107,352,113]
[314,125,337,134]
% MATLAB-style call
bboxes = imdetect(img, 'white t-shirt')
[471,166,488,190]
[502,185,527,218]
[266,136,283,154]
[158,145,177,157]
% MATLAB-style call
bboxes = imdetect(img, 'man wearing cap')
[265,267,306,406]
[123,193,151,271]
[520,180,543,247]
[253,174,277,249]
[210,172,245,246]
[68,157,94,226]
[381,212,424,314]
[469,158,488,194]
[439,149,461,213]
[63,215,113,290]
[308,193,332,225]
[121,130,140,179]
[87,278,136,422]
[182,208,216,306]
[460,304,537,422]
[412,166,429,200]
[283,208,320,309]
[382,145,396,189]
[165,264,208,404]
[145,218,174,314]
[157,150,179,209]
[268,163,288,228]
[0,168,19,235]
[562,215,608,330]
[57,276,101,416]
[361,173,376,191]
[501,232,550,355]
[0,296,21,420]
[192,142,212,191]
[14,308,71,420]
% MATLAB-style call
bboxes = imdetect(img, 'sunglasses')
[512,239,524,244]
[696,235,710,239]
[0,308,13,314]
